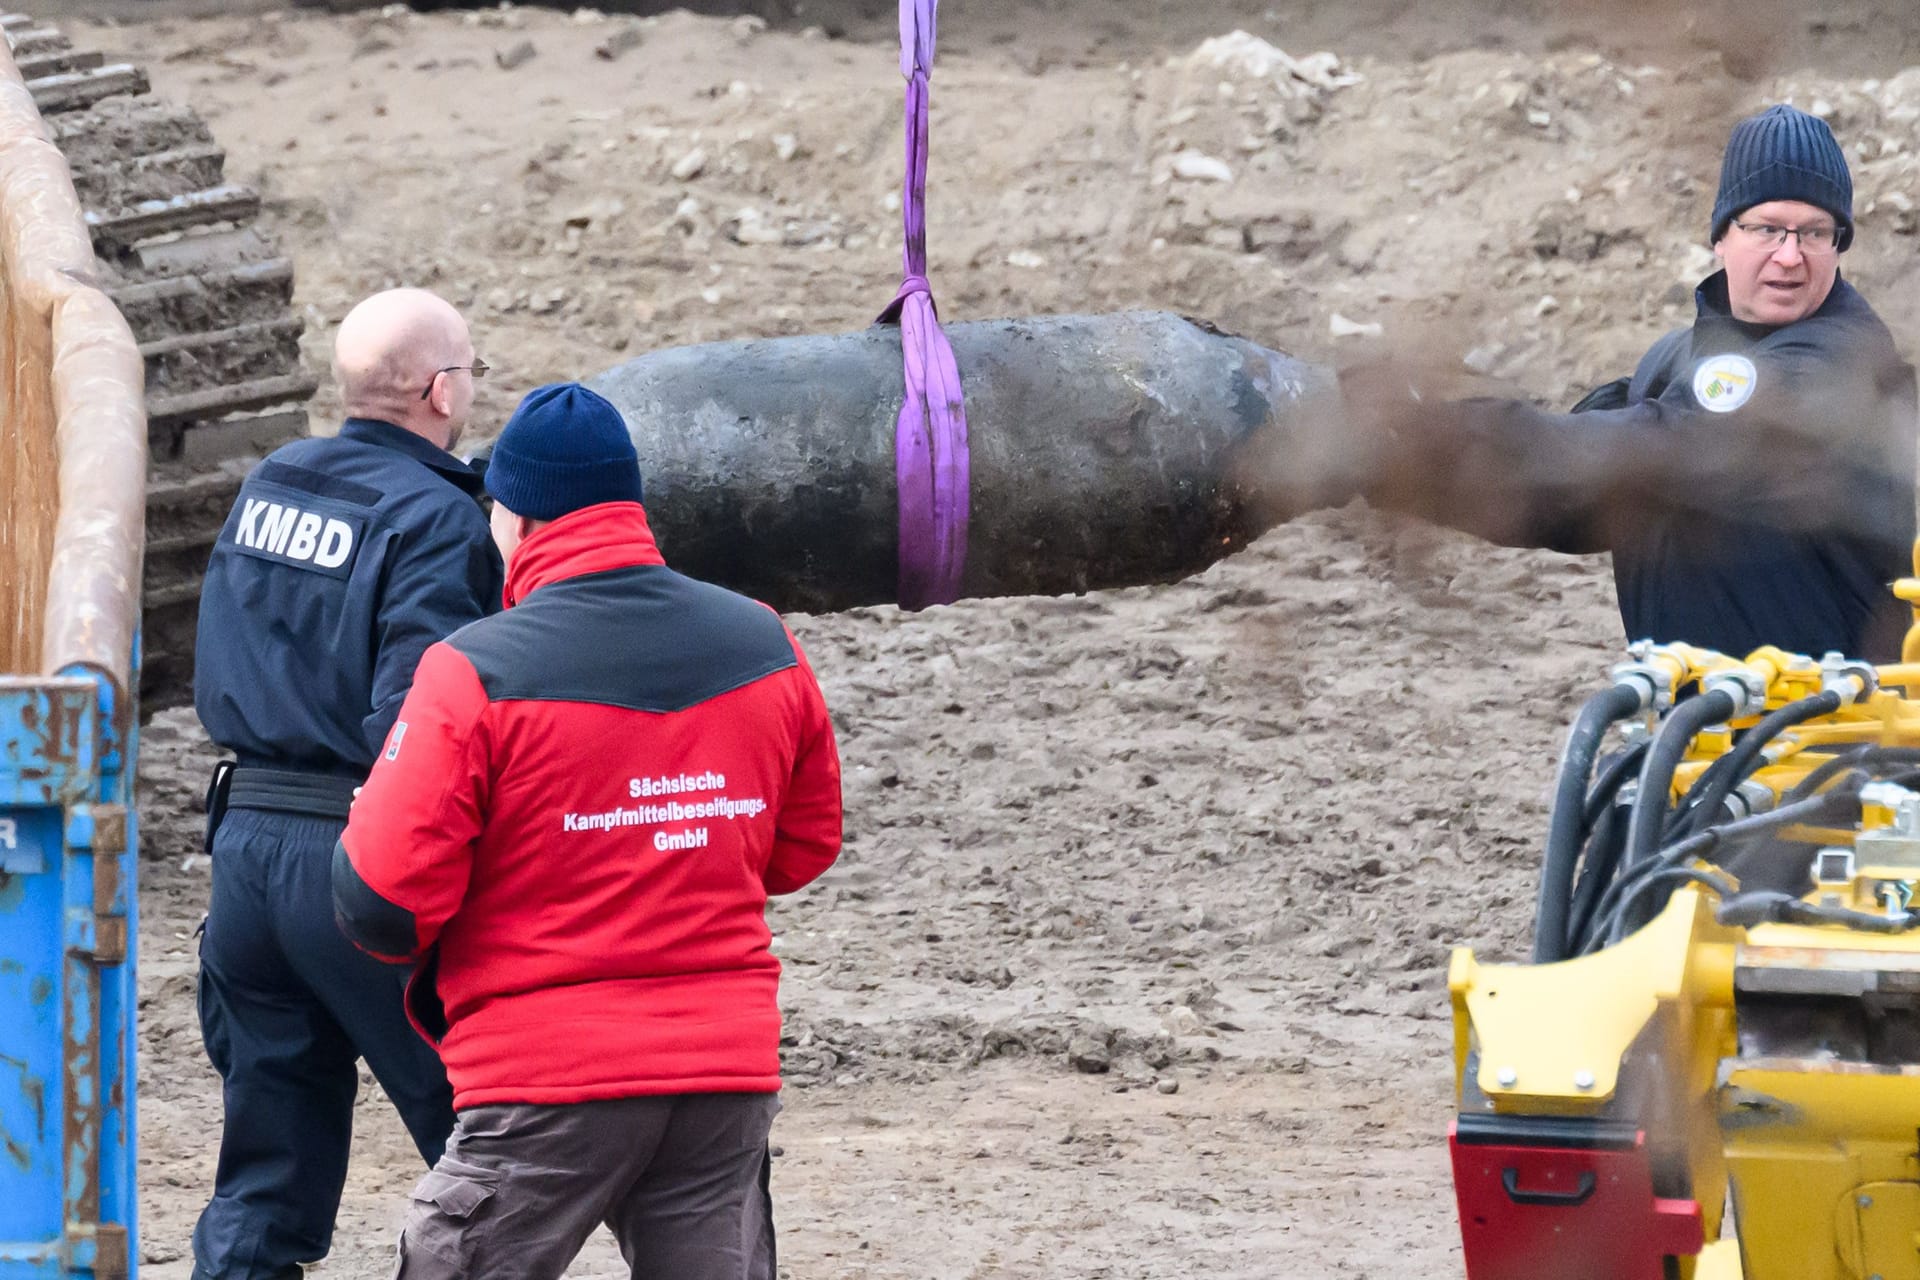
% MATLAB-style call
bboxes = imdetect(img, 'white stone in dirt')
[1328,312,1383,339]
[595,22,644,61]
[1006,249,1046,269]
[495,39,536,70]
[468,2,525,29]
[1463,342,1504,375]
[670,146,708,181]
[1170,149,1234,183]
[728,208,785,246]
[1160,1005,1206,1037]
[1184,31,1360,96]
[773,133,800,162]
[1678,242,1718,285]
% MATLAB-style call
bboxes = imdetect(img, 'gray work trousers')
[392,1093,780,1280]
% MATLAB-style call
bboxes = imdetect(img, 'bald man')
[190,289,504,1280]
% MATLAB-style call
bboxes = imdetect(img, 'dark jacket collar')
[1694,268,1857,342]
[503,502,667,608]
[339,418,486,498]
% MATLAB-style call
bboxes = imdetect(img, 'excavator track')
[10,14,320,711]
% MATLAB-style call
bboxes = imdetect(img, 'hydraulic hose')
[1566,796,1627,949]
[1674,690,1844,839]
[1533,682,1647,963]
[1601,865,1739,940]
[1562,742,1648,949]
[1785,745,1920,802]
[1620,686,1739,882]
[1718,891,1920,933]
[1588,789,1856,949]
[1582,739,1650,829]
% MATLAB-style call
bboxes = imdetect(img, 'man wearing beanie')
[332,381,843,1280]
[1351,103,1916,661]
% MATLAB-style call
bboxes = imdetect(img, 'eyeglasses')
[1730,220,1840,253]
[419,358,490,401]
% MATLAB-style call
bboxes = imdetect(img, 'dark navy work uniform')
[191,417,503,1280]
[1540,271,1916,660]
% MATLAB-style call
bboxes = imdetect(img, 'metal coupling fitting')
[1724,779,1777,822]
[1701,668,1766,718]
[1609,662,1667,712]
[1819,651,1878,703]
[1861,781,1920,837]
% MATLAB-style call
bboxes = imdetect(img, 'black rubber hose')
[1589,790,1855,949]
[1561,745,1648,953]
[1719,891,1920,933]
[1620,687,1739,881]
[1581,740,1650,829]
[1783,744,1872,799]
[1665,752,1738,840]
[1599,866,1740,940]
[1674,690,1844,839]
[1783,745,1920,802]
[1566,795,1626,949]
[1533,683,1646,963]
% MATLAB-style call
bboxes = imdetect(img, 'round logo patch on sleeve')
[1691,354,1758,413]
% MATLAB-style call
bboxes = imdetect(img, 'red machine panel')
[1451,1120,1703,1280]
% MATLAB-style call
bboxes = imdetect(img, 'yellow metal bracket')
[1451,889,1737,1110]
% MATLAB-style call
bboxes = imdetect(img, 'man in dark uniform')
[1353,104,1917,660]
[190,287,504,1280]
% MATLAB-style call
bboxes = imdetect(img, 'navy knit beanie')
[485,382,643,521]
[1710,104,1854,252]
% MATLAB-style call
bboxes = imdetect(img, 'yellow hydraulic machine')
[1451,557,1920,1280]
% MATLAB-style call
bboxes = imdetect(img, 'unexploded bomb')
[587,311,1338,612]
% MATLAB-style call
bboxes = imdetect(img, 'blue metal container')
[0,672,136,1280]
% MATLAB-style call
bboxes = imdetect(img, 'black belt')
[205,762,360,850]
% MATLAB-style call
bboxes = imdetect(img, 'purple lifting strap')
[879,0,969,610]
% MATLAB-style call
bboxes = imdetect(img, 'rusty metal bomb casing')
[588,311,1335,613]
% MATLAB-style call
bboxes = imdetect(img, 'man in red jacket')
[331,381,843,1280]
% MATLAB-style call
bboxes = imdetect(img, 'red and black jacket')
[333,501,842,1108]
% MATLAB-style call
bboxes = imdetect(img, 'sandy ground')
[52,0,1920,1274]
